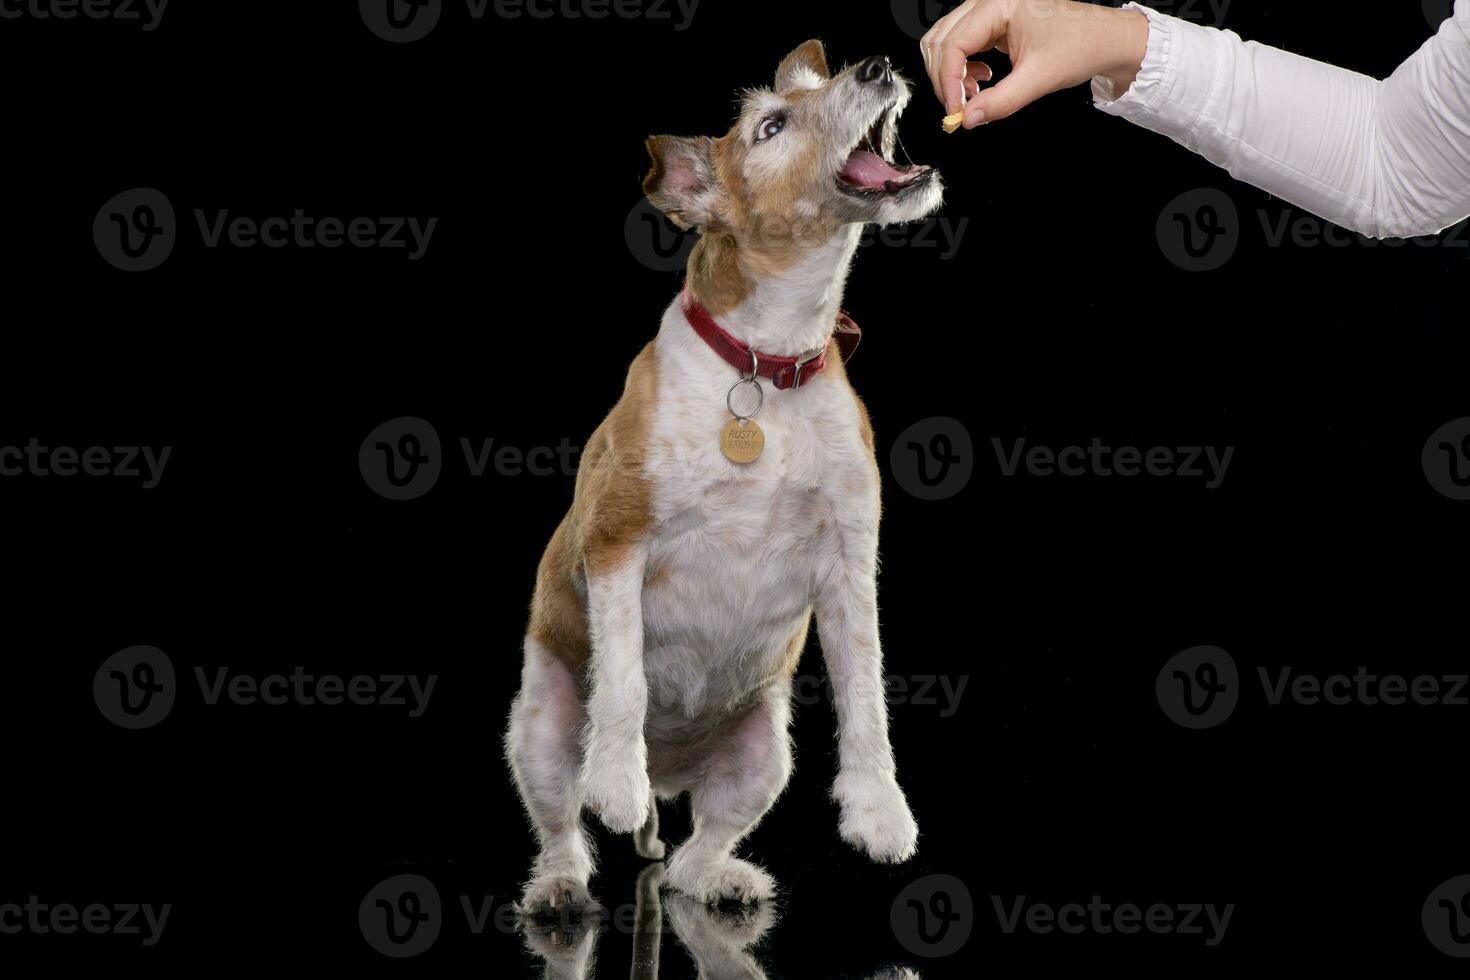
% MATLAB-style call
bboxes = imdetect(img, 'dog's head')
[643,40,942,271]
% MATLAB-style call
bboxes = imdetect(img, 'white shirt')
[1093,1,1470,238]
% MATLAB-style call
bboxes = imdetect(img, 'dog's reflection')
[518,865,919,980]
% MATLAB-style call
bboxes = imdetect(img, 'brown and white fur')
[505,40,943,911]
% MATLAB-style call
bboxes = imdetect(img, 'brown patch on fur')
[776,39,830,93]
[687,116,843,316]
[528,343,659,676]
[644,55,849,318]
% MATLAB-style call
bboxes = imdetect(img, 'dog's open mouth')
[837,106,934,197]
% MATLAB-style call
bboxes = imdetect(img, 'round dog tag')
[720,418,765,463]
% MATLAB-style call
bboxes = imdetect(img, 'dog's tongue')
[840,149,906,189]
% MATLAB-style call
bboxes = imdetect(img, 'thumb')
[962,64,1054,126]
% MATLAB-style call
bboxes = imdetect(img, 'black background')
[2,0,1468,974]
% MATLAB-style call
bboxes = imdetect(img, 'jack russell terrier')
[506,39,943,911]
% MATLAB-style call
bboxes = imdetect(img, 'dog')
[505,39,943,911]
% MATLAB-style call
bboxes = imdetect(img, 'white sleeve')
[1091,1,1470,239]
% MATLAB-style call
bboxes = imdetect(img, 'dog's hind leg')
[634,792,665,860]
[507,636,597,913]
[663,683,791,904]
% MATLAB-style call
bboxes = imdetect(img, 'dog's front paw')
[581,761,652,834]
[665,854,776,905]
[834,774,919,864]
[518,875,598,916]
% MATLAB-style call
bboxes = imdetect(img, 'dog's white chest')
[638,321,876,717]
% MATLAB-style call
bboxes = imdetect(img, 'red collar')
[681,288,861,391]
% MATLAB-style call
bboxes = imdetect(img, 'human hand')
[921,0,1150,128]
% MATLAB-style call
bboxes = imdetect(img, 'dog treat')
[942,110,965,134]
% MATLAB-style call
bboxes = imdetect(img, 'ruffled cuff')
[1091,2,1175,115]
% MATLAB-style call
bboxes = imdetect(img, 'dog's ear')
[643,135,718,230]
[776,39,829,93]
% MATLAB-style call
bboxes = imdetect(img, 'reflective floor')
[518,865,919,980]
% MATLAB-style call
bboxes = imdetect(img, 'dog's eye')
[756,115,785,142]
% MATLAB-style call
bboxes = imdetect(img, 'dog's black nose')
[858,55,893,85]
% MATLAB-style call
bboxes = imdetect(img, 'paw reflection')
[517,865,918,980]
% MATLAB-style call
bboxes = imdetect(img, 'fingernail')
[965,109,986,127]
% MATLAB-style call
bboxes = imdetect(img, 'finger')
[963,62,992,101]
[920,1,978,102]
[936,8,1003,113]
[963,63,1054,126]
